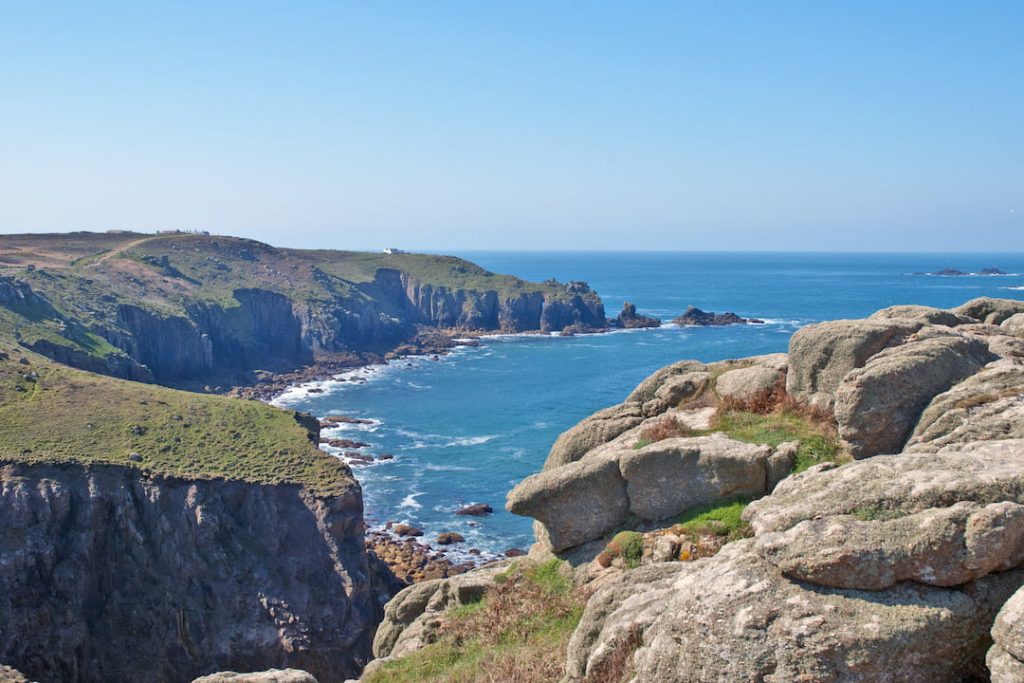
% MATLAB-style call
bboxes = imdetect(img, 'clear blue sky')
[1,2,1021,251]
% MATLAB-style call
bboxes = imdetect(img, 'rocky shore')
[363,296,1024,683]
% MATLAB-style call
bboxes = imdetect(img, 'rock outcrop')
[610,302,661,329]
[989,586,1024,682]
[566,540,1024,683]
[834,331,995,457]
[505,295,1024,682]
[0,461,384,683]
[671,306,762,326]
[368,561,511,671]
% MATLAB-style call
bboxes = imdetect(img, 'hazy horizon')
[2,2,1021,251]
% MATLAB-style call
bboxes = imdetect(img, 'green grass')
[711,409,847,473]
[0,345,354,497]
[607,531,645,569]
[678,498,751,537]
[365,559,585,683]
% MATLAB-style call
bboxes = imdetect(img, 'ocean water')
[274,252,1024,557]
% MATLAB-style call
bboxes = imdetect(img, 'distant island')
[916,266,1009,276]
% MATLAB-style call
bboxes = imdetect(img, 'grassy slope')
[0,341,354,497]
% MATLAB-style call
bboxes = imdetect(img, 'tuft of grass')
[677,499,751,538]
[604,531,645,569]
[711,407,846,473]
[365,559,588,683]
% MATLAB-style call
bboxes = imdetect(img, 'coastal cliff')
[0,345,393,683]
[0,462,377,683]
[0,233,606,386]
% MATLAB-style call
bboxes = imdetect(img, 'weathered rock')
[0,666,29,683]
[454,503,493,517]
[715,363,785,402]
[625,360,706,405]
[612,302,661,329]
[954,297,1024,325]
[869,304,974,327]
[506,452,628,552]
[672,306,759,326]
[393,524,423,537]
[745,446,1024,539]
[618,434,773,522]
[191,670,318,683]
[642,371,711,416]
[566,539,1024,683]
[436,532,465,545]
[543,402,644,470]
[756,500,1024,589]
[905,361,1024,452]
[786,318,923,408]
[370,561,511,663]
[834,332,995,457]
[1004,313,1024,337]
[990,584,1024,682]
[766,440,799,491]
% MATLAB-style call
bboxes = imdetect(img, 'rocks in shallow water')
[566,539,1024,683]
[393,524,423,537]
[455,503,493,516]
[366,531,467,584]
[504,547,527,557]
[436,532,464,545]
[989,586,1024,682]
[671,306,760,326]
[612,301,661,329]
[191,670,317,683]
[834,331,995,457]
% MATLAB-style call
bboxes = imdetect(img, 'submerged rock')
[671,306,761,326]
[611,302,661,329]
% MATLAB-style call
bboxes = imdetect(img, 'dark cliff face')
[6,268,606,385]
[0,461,381,683]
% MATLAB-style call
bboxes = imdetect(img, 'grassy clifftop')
[0,231,582,315]
[0,341,354,497]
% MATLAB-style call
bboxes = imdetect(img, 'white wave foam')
[423,463,475,472]
[1002,286,1024,291]
[399,493,423,510]
[445,435,497,447]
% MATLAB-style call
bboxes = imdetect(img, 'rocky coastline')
[363,296,1024,683]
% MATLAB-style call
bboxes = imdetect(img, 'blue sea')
[274,253,1024,558]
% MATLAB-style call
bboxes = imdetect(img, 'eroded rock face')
[0,462,380,683]
[507,452,629,552]
[509,434,786,553]
[906,361,1024,452]
[618,435,773,522]
[785,318,923,408]
[954,297,1024,326]
[543,403,644,470]
[869,304,974,327]
[369,561,511,668]
[1004,313,1024,337]
[715,363,785,402]
[989,585,1024,682]
[744,444,1024,593]
[566,540,1023,683]
[834,332,995,457]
